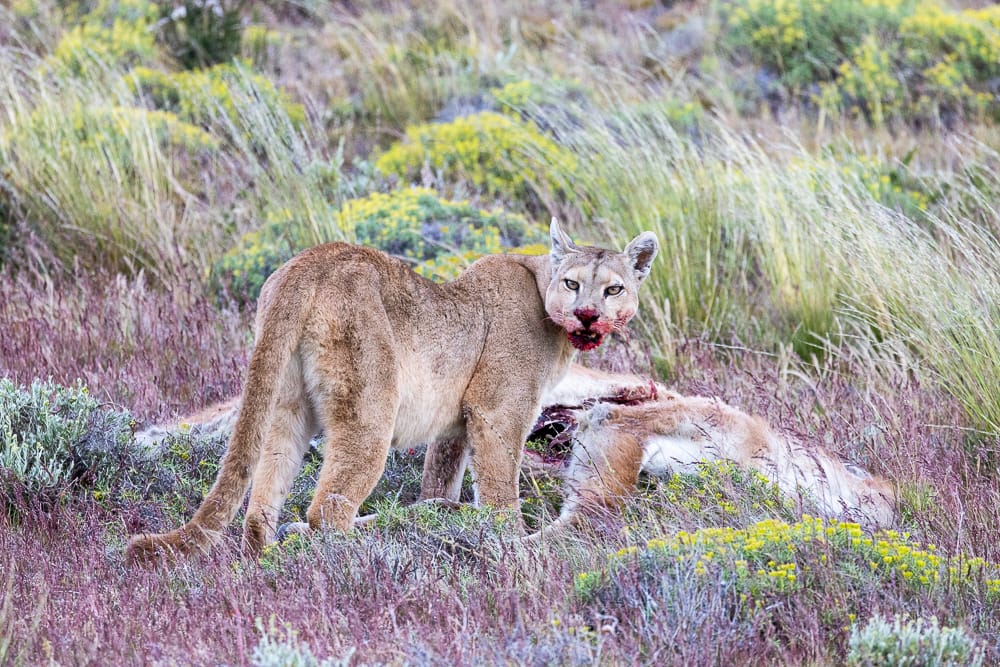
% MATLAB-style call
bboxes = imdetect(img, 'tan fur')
[125,221,659,564]
[524,368,896,541]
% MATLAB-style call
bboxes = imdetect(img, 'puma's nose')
[574,308,599,327]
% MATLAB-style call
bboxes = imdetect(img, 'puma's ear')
[624,231,659,282]
[549,217,578,265]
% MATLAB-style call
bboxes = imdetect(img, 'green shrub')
[826,36,903,126]
[357,447,425,516]
[639,460,797,524]
[251,617,352,667]
[11,101,218,167]
[345,187,541,261]
[723,0,909,90]
[576,516,1000,611]
[127,62,306,131]
[491,80,540,111]
[59,104,218,154]
[847,614,984,667]
[212,187,545,301]
[46,0,160,76]
[0,378,134,495]
[723,0,1000,123]
[900,5,1000,121]
[375,112,577,208]
[491,78,593,121]
[154,0,247,70]
[210,220,297,303]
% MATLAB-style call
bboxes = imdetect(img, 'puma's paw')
[125,531,187,566]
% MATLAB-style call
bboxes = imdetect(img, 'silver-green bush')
[847,614,984,667]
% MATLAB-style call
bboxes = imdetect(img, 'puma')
[125,220,659,563]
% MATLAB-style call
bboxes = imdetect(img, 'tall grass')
[201,64,350,248]
[304,0,686,142]
[0,47,344,283]
[0,268,250,422]
[844,204,1000,434]
[0,51,213,283]
[539,107,843,355]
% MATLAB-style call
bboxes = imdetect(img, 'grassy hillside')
[1,0,999,663]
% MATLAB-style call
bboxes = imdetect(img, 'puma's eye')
[605,285,624,297]
[564,279,580,291]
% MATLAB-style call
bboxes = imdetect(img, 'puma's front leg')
[461,389,539,510]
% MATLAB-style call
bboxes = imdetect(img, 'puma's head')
[545,219,659,351]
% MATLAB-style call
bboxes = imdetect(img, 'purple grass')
[0,268,251,423]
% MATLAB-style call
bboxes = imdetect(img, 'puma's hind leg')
[242,354,317,555]
[305,331,400,533]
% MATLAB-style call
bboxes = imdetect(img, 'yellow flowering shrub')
[126,63,306,130]
[634,460,796,523]
[12,103,217,170]
[901,5,1000,81]
[725,0,1000,123]
[832,38,902,125]
[46,0,160,76]
[82,106,218,152]
[724,0,910,89]
[11,0,42,19]
[577,515,1000,617]
[375,111,577,207]
[491,80,539,111]
[210,218,297,304]
[900,6,1000,120]
[339,187,544,281]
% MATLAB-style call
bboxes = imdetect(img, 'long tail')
[126,273,312,565]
